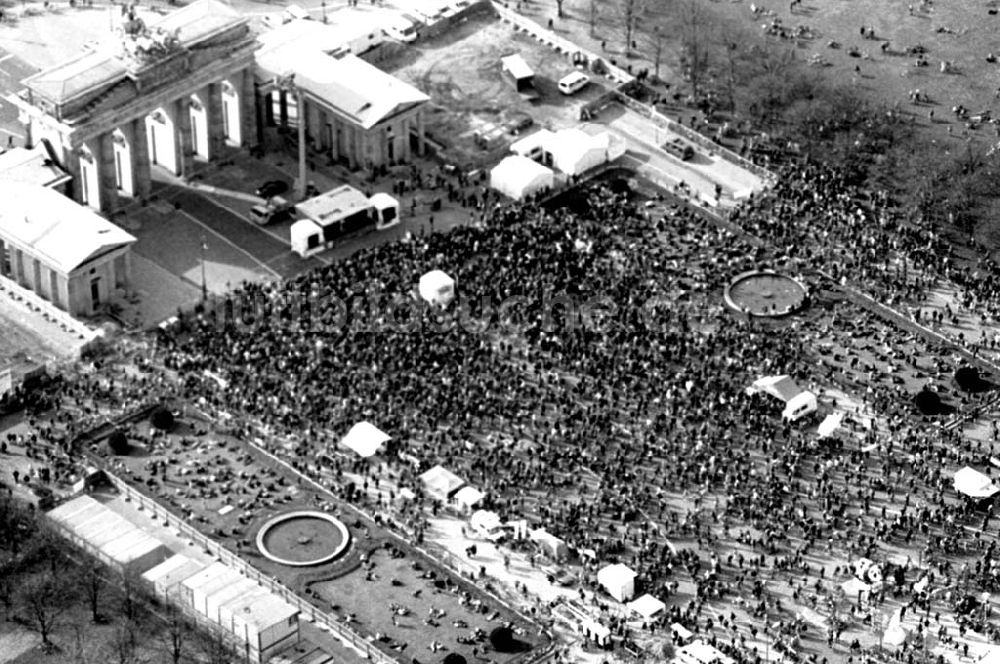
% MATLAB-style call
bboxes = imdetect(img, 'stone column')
[253,81,267,148]
[0,239,6,278]
[207,82,225,161]
[57,274,70,312]
[417,109,426,156]
[97,133,119,214]
[175,98,194,179]
[278,90,289,129]
[240,69,256,149]
[63,148,84,207]
[131,117,151,199]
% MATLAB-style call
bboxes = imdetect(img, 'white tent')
[530,528,569,561]
[954,467,1000,499]
[490,155,554,200]
[840,577,870,598]
[470,509,505,541]
[341,421,390,457]
[418,269,456,307]
[597,563,637,602]
[547,128,609,176]
[368,192,400,229]
[883,609,911,648]
[783,390,817,422]
[419,464,464,502]
[748,374,802,401]
[453,485,484,510]
[677,641,736,664]
[817,412,844,438]
[627,593,666,620]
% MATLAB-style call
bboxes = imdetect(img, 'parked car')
[248,197,295,225]
[506,112,534,135]
[255,180,290,200]
[663,137,694,161]
[557,71,590,95]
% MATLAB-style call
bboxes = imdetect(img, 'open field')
[383,9,610,167]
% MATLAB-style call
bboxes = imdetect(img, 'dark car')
[255,180,290,200]
[506,113,534,136]
[663,137,695,161]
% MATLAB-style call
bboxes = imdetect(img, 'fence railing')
[490,1,635,85]
[102,471,399,664]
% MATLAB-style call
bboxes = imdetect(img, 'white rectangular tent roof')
[677,641,736,664]
[955,466,1000,499]
[627,593,666,620]
[341,421,391,457]
[419,464,465,501]
[817,412,844,438]
[490,155,554,200]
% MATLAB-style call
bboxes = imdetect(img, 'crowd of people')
[5,147,1000,663]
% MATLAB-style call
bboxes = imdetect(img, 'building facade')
[0,184,136,317]
[255,20,429,171]
[9,0,258,214]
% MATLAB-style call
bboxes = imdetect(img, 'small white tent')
[419,464,464,502]
[597,563,637,602]
[627,593,666,620]
[418,269,456,307]
[530,528,569,561]
[341,421,390,457]
[817,412,844,438]
[490,155,554,200]
[453,485,484,511]
[954,466,1000,499]
[470,509,505,541]
[783,390,817,422]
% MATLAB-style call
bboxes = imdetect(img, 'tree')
[555,0,563,17]
[159,606,190,664]
[198,629,235,664]
[107,430,130,455]
[677,0,711,101]
[150,406,174,431]
[620,0,643,58]
[588,0,598,37]
[489,625,516,652]
[18,572,76,650]
[914,389,942,415]
[644,25,666,80]
[79,562,107,623]
[955,367,982,392]
[106,620,142,664]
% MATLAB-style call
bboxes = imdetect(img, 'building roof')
[255,48,428,129]
[954,466,1000,499]
[627,593,666,620]
[23,0,246,104]
[223,586,299,631]
[257,14,386,56]
[500,53,533,80]
[749,374,802,402]
[142,554,204,590]
[296,184,371,226]
[0,184,136,275]
[597,562,637,585]
[181,561,241,594]
[152,0,243,44]
[0,144,71,188]
[677,640,737,664]
[47,495,166,566]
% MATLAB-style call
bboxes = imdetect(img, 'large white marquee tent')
[490,155,554,200]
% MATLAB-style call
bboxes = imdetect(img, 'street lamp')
[200,237,208,301]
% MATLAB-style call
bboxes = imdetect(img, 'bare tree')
[621,0,644,57]
[645,25,666,81]
[159,606,190,664]
[120,570,141,622]
[79,562,107,623]
[106,620,144,664]
[18,572,76,650]
[198,629,235,664]
[677,0,711,100]
[555,0,564,17]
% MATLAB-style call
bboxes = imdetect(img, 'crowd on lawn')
[4,156,1000,663]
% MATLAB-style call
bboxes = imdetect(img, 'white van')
[558,71,590,95]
